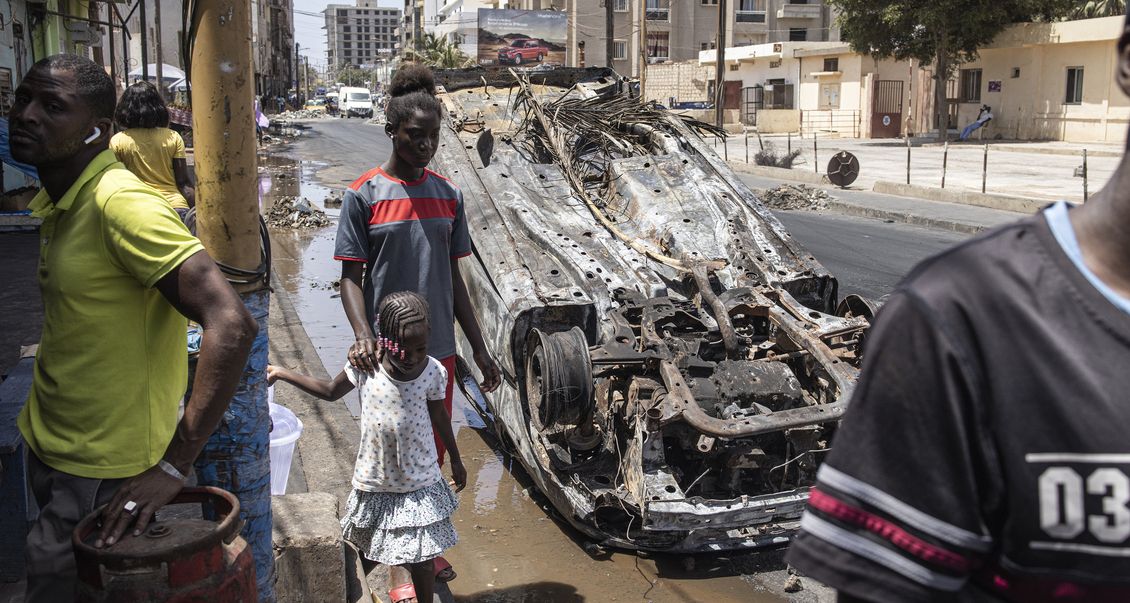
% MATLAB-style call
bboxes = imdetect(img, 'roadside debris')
[783,573,804,593]
[760,184,830,211]
[266,196,332,229]
[274,109,327,120]
[323,192,344,208]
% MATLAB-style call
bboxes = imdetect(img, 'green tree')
[1073,0,1125,18]
[829,0,1074,139]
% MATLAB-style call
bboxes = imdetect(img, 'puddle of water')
[263,133,819,603]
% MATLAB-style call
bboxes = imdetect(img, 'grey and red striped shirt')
[334,167,471,359]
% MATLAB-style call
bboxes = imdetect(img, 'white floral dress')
[340,358,458,565]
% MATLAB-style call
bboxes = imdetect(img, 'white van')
[339,86,373,118]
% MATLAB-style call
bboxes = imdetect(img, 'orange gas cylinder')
[72,486,257,602]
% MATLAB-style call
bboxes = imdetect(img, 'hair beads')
[376,291,430,361]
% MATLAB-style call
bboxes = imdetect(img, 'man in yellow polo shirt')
[11,55,258,602]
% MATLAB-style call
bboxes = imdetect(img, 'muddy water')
[262,130,822,602]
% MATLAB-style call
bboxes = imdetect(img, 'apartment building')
[499,0,836,76]
[325,0,403,69]
[401,0,424,53]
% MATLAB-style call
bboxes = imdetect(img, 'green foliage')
[1073,0,1126,18]
[404,33,476,69]
[828,0,1076,136]
[828,0,1074,78]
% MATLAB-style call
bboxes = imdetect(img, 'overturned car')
[434,68,873,553]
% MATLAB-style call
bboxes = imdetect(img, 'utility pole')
[714,0,727,128]
[190,0,274,599]
[605,0,614,68]
[638,0,647,98]
[294,42,300,106]
[154,0,163,98]
[139,0,149,81]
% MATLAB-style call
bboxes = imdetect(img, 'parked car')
[303,98,327,113]
[339,86,373,118]
[498,38,548,65]
[433,67,875,553]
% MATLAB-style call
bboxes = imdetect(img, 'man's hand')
[266,364,281,385]
[474,349,501,393]
[349,337,379,372]
[95,465,185,547]
[450,459,467,492]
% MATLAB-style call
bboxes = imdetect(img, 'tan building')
[912,15,1128,143]
[700,41,912,138]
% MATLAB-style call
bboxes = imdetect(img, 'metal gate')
[871,80,904,138]
[741,85,763,126]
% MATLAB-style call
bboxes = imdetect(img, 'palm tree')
[405,33,475,69]
[1073,0,1125,18]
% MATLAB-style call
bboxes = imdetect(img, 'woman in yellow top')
[110,81,195,220]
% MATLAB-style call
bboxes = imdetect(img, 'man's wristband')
[158,459,188,482]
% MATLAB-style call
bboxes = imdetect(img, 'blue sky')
[293,0,402,71]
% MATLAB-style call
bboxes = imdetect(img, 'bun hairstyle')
[386,64,443,130]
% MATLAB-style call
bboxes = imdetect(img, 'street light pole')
[189,0,274,599]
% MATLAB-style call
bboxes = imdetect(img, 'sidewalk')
[717,133,1117,205]
[734,169,1027,235]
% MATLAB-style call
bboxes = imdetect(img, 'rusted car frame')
[434,68,869,552]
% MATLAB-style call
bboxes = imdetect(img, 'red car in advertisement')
[498,39,547,65]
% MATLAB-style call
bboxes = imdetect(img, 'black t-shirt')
[785,215,1130,602]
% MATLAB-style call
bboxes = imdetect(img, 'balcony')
[736,10,766,23]
[645,1,669,21]
[777,3,822,20]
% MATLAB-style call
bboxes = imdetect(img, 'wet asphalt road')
[264,118,972,602]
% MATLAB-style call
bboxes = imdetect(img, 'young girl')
[267,291,464,603]
[334,62,499,583]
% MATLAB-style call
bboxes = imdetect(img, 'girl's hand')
[450,459,467,492]
[473,350,501,393]
[349,337,379,372]
[266,364,280,385]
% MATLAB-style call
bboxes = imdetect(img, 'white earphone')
[84,127,102,144]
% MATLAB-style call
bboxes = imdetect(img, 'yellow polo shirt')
[110,128,189,210]
[18,150,204,479]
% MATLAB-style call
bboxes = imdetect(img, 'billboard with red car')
[477,9,567,67]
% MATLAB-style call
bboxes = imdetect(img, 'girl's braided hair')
[376,291,430,358]
[386,64,442,130]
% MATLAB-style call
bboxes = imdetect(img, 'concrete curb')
[871,180,1045,214]
[730,161,830,185]
[823,200,990,235]
[267,271,360,504]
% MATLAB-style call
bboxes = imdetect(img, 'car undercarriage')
[432,67,873,552]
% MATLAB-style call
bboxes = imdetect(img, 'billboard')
[477,9,567,68]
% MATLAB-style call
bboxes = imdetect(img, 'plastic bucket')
[268,392,303,496]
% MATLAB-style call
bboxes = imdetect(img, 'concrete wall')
[757,109,800,133]
[958,35,1127,143]
[645,60,712,105]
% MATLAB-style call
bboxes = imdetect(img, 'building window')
[613,0,628,11]
[960,68,982,103]
[613,40,627,60]
[701,41,716,50]
[1066,67,1084,104]
[737,0,766,22]
[645,0,669,21]
[647,31,670,61]
[823,57,839,72]
[788,28,807,41]
[702,0,718,4]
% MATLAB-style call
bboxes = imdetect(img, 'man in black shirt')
[785,15,1130,603]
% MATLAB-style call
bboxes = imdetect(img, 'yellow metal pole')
[191,0,262,295]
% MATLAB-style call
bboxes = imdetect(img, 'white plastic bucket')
[268,392,303,495]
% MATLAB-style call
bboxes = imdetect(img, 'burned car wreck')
[433,68,872,552]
